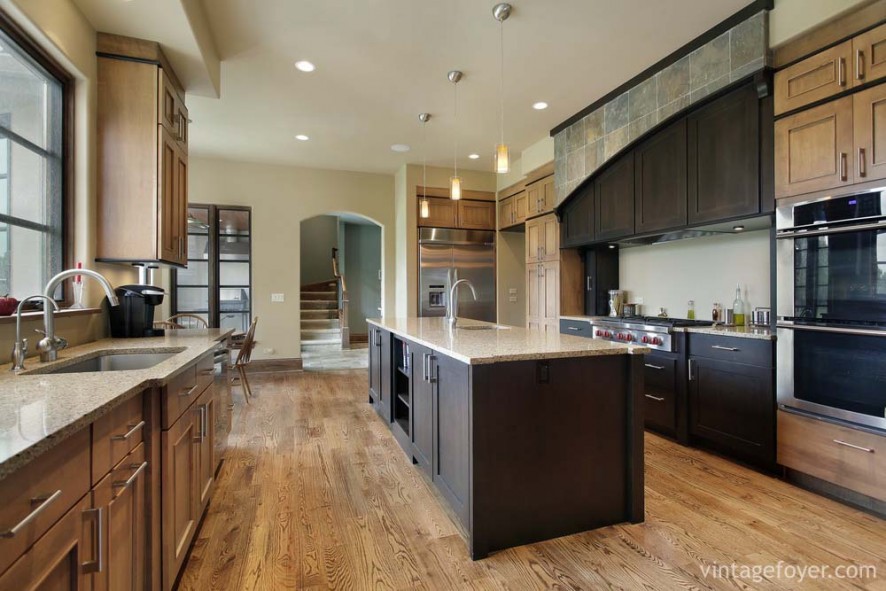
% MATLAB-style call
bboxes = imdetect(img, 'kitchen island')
[367,317,648,559]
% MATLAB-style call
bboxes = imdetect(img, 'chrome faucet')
[11,295,59,371]
[39,268,120,363]
[446,279,478,328]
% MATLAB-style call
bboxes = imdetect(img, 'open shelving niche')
[392,337,411,437]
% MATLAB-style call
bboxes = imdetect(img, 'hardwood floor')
[178,370,885,590]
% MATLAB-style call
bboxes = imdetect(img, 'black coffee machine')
[109,284,166,338]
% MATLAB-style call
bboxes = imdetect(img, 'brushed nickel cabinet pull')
[113,461,148,489]
[179,384,199,397]
[838,57,846,86]
[644,363,665,370]
[833,439,874,453]
[566,326,581,331]
[428,356,438,384]
[840,153,848,181]
[0,490,63,538]
[112,420,145,441]
[856,49,865,80]
[688,359,695,381]
[711,345,740,352]
[644,394,665,402]
[859,148,866,177]
[81,506,103,574]
[586,276,592,291]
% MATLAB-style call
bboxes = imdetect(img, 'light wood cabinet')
[195,386,217,511]
[418,197,494,230]
[513,191,529,224]
[525,213,559,264]
[775,41,852,115]
[97,36,189,266]
[457,200,495,230]
[853,83,886,182]
[775,96,854,198]
[525,214,583,330]
[853,23,886,86]
[418,197,458,228]
[498,191,529,229]
[526,175,556,217]
[526,217,542,263]
[498,198,515,230]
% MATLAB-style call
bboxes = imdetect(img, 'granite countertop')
[366,317,648,365]
[0,329,233,481]
[560,315,775,341]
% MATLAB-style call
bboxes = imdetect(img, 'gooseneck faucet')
[39,268,120,363]
[10,295,60,371]
[446,279,478,328]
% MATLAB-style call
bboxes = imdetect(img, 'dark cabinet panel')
[560,183,594,247]
[583,246,619,317]
[643,354,678,434]
[688,84,760,223]
[689,356,774,467]
[431,352,471,527]
[559,318,592,337]
[595,152,635,241]
[368,327,381,404]
[369,327,392,423]
[635,119,688,233]
[411,343,433,475]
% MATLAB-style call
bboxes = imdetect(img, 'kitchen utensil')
[608,290,625,318]
[752,307,770,326]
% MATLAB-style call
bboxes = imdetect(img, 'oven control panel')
[589,325,672,352]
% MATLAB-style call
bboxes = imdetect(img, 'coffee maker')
[109,284,166,338]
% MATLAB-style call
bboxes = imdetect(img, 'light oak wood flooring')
[178,370,885,590]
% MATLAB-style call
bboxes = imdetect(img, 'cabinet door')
[174,146,188,264]
[430,353,471,527]
[525,217,542,263]
[0,496,94,591]
[418,197,458,228]
[541,214,559,261]
[158,68,179,133]
[93,444,147,591]
[513,191,529,223]
[774,96,854,198]
[689,357,774,466]
[852,23,886,86]
[457,200,495,230]
[688,84,760,223]
[411,344,433,474]
[541,176,556,213]
[542,260,559,322]
[643,356,677,434]
[498,198,514,230]
[369,327,381,403]
[853,83,886,182]
[526,264,540,326]
[175,101,189,151]
[595,152,635,240]
[161,408,200,591]
[774,40,852,115]
[526,182,541,216]
[635,119,688,233]
[157,127,181,263]
[196,387,216,511]
[560,185,595,247]
[378,329,392,423]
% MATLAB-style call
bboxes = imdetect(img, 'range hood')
[613,215,772,248]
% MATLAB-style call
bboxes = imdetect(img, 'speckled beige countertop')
[367,317,647,365]
[0,329,232,481]
[560,315,775,341]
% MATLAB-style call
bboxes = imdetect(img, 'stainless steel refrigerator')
[418,228,495,322]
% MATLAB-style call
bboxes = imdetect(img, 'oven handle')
[777,323,886,338]
[776,220,886,239]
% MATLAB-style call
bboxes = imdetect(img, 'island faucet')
[446,279,478,328]
[39,268,120,363]
[10,295,60,371]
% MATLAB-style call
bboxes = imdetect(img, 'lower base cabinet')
[643,354,679,436]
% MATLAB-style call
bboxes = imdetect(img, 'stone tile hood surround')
[553,10,768,203]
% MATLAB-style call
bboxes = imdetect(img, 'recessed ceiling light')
[733,225,745,232]
[295,134,310,141]
[390,144,411,152]
[294,60,316,72]
[468,153,480,159]
[532,101,549,110]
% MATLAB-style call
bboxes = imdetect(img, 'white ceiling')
[74,0,750,175]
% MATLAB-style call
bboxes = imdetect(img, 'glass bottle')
[732,284,745,327]
[687,300,696,320]
[712,303,720,324]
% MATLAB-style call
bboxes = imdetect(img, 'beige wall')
[769,0,871,46]
[393,164,497,317]
[619,230,771,320]
[180,156,395,360]
[496,231,525,327]
[0,0,137,358]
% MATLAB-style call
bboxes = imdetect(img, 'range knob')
[604,331,612,338]
[641,336,650,344]
[595,330,603,336]
[625,333,635,342]
[652,337,663,345]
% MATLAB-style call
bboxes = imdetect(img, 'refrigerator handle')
[586,276,592,291]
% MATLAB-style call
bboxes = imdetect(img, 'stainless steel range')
[588,316,715,352]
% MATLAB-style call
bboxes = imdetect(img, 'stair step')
[301,309,338,318]
[302,328,342,336]
[301,319,341,329]
[301,301,338,310]
[301,342,343,350]
[301,282,338,292]
[301,291,337,301]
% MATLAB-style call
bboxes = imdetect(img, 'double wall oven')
[776,190,886,431]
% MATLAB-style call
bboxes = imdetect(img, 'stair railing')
[332,248,350,349]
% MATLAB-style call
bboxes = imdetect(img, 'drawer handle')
[644,394,665,402]
[566,326,582,331]
[0,489,63,538]
[113,461,149,489]
[711,345,739,352]
[644,363,665,370]
[112,420,145,441]
[838,57,846,86]
[81,506,103,574]
[180,384,200,397]
[832,439,875,453]
[200,368,214,376]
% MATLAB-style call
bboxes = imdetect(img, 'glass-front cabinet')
[173,204,251,331]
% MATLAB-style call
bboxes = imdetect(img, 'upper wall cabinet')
[418,197,495,230]
[560,183,595,247]
[854,23,886,86]
[96,34,189,266]
[688,83,761,223]
[595,152,635,241]
[635,119,687,234]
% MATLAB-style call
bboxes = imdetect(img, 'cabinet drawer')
[774,41,852,115]
[92,392,145,484]
[0,427,91,575]
[778,410,884,501]
[643,356,677,433]
[195,353,215,393]
[162,362,204,429]
[688,333,772,367]
[559,318,592,338]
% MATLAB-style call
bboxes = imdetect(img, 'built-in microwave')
[776,190,886,431]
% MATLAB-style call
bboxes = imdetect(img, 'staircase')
[301,280,342,350]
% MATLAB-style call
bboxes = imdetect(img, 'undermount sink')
[457,325,510,331]
[37,351,182,374]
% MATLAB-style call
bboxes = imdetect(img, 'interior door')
[453,243,495,322]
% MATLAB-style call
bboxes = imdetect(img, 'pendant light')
[493,3,512,174]
[419,112,431,218]
[448,70,463,200]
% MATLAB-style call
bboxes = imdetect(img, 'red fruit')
[0,295,19,316]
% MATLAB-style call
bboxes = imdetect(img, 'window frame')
[0,9,75,307]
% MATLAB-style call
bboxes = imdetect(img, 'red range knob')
[641,336,650,344]
[625,334,635,342]
[652,337,662,345]
[604,331,611,337]
[595,330,603,336]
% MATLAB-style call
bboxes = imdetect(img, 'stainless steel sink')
[37,351,181,374]
[457,325,510,331]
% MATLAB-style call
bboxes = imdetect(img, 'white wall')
[619,230,770,320]
[769,0,870,46]
[185,156,395,360]
[299,215,340,284]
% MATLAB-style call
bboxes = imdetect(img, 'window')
[0,16,70,302]
[173,205,252,331]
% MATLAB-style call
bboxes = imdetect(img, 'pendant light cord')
[499,20,505,147]
[453,81,459,178]
[422,118,427,193]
